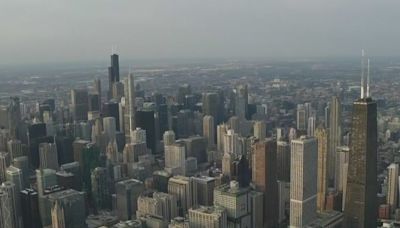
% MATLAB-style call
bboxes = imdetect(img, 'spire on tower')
[361,49,365,99]
[367,58,370,97]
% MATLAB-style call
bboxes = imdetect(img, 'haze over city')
[2,0,400,65]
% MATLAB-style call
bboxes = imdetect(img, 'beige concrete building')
[188,206,227,228]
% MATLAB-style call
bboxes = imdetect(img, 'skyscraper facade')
[328,96,341,185]
[344,97,377,228]
[252,139,278,227]
[315,127,328,212]
[290,136,317,227]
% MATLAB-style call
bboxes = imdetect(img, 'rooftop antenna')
[360,49,365,99]
[367,58,370,97]
[111,45,114,55]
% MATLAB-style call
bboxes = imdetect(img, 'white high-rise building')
[290,136,317,228]
[223,129,240,156]
[253,121,266,140]
[124,73,136,144]
[131,127,147,144]
[39,143,59,170]
[103,116,117,143]
[1,182,19,228]
[307,116,316,137]
[165,143,186,176]
[217,124,228,152]
[387,163,399,211]
[188,206,227,228]
[163,130,176,146]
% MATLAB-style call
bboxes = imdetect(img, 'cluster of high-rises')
[0,52,381,228]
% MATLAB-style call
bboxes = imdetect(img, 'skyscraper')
[0,188,11,228]
[315,127,328,212]
[276,140,290,182]
[290,136,317,227]
[387,163,399,213]
[296,104,307,131]
[136,191,178,222]
[20,188,42,228]
[1,181,19,228]
[124,73,136,144]
[191,176,216,206]
[213,181,251,228]
[188,206,227,228]
[234,84,248,120]
[39,142,59,170]
[165,143,186,176]
[70,88,89,121]
[116,179,145,221]
[328,96,341,185]
[202,93,219,124]
[203,115,215,149]
[252,139,278,227]
[168,176,197,216]
[49,189,86,228]
[91,167,111,211]
[253,121,266,140]
[343,55,377,227]
[108,53,120,98]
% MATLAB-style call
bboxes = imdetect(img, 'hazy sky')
[1,0,400,64]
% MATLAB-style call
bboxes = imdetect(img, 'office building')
[1,181,19,228]
[235,84,248,120]
[116,179,145,221]
[191,176,216,206]
[328,96,341,185]
[297,104,307,131]
[202,92,220,124]
[20,188,42,228]
[163,130,175,146]
[188,206,227,228]
[165,143,186,176]
[136,191,178,222]
[290,136,317,227]
[203,115,215,148]
[213,181,251,228]
[252,139,278,227]
[71,88,89,121]
[277,140,290,182]
[343,89,378,228]
[315,127,328,212]
[168,175,197,216]
[254,121,266,140]
[387,163,399,213]
[39,142,59,170]
[49,189,86,228]
[91,167,111,211]
[108,53,120,98]
[124,73,136,144]
[103,116,117,144]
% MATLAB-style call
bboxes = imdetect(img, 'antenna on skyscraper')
[367,58,370,97]
[361,49,365,99]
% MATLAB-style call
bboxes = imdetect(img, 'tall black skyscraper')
[21,188,42,228]
[108,53,120,97]
[344,52,377,228]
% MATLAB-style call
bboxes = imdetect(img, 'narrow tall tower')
[328,96,341,185]
[124,73,136,143]
[343,51,377,228]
